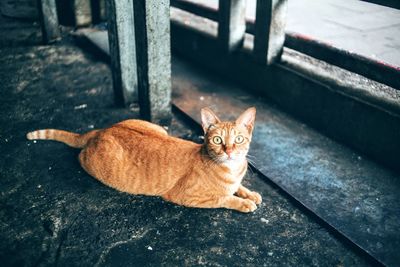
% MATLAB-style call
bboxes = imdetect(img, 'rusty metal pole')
[218,0,247,52]
[106,0,138,106]
[133,0,172,123]
[37,0,60,44]
[253,0,287,65]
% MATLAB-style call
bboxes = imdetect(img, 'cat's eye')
[212,136,223,145]
[235,135,244,144]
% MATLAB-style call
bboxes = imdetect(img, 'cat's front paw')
[247,191,262,205]
[237,198,257,213]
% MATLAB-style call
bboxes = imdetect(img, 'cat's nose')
[225,147,233,157]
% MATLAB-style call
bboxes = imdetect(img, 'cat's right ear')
[236,107,256,134]
[201,107,221,133]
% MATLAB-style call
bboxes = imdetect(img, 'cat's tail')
[26,129,99,148]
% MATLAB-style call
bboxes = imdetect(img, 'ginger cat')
[26,107,262,212]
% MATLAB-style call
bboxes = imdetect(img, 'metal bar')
[253,0,287,65]
[37,0,60,44]
[106,0,138,106]
[218,0,246,52]
[133,0,172,123]
[73,0,92,26]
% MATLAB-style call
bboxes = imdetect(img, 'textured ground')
[0,21,373,266]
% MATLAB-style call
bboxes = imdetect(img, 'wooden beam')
[253,0,287,65]
[218,0,246,52]
[133,0,172,123]
[106,0,138,106]
[37,0,60,44]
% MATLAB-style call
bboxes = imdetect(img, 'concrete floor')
[1,2,400,265]
[0,14,376,267]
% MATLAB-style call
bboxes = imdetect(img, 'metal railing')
[170,0,400,89]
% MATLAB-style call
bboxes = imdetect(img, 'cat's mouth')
[207,148,245,164]
[218,153,243,163]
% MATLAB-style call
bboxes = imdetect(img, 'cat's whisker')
[246,158,258,170]
[246,154,257,159]
[246,157,256,164]
[246,165,255,176]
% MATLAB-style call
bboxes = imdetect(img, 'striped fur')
[26,107,262,212]
[27,129,98,148]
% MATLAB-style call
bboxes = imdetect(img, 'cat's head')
[201,107,256,164]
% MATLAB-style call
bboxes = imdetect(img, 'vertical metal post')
[37,0,60,44]
[253,0,287,65]
[73,0,92,26]
[133,0,172,123]
[106,0,138,106]
[218,0,246,52]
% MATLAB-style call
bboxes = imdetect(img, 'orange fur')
[26,107,262,212]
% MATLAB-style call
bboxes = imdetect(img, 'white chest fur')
[222,159,247,195]
[223,159,246,175]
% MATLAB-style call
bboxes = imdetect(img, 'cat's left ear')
[201,107,221,133]
[236,107,256,134]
